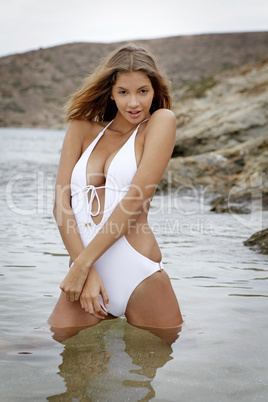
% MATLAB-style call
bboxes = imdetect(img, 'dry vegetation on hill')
[0,32,268,128]
[1,32,268,252]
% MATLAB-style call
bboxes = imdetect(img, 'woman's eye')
[140,89,148,94]
[119,90,127,95]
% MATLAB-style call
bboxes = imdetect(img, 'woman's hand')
[80,266,109,319]
[60,261,88,302]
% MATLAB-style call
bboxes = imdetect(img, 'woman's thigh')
[125,270,183,328]
[48,291,101,328]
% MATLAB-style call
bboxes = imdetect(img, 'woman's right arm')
[53,119,87,262]
[54,120,109,318]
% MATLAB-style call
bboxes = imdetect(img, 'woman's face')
[111,71,154,124]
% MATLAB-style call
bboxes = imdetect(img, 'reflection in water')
[1,129,268,401]
[47,319,181,401]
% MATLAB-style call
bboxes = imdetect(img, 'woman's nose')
[128,95,139,108]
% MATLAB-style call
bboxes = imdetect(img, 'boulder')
[160,134,268,194]
[243,228,268,254]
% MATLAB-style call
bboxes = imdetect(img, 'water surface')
[0,128,267,401]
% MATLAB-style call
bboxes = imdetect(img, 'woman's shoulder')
[150,108,176,123]
[68,118,98,131]
[67,118,108,140]
[145,109,176,139]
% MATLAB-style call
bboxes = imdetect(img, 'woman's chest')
[84,132,145,187]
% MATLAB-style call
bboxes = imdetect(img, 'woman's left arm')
[60,109,176,300]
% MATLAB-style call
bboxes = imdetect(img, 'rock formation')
[1,33,267,253]
[160,59,268,216]
[244,228,268,254]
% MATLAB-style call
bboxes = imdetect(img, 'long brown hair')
[65,43,172,122]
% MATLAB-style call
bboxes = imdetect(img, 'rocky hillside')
[1,32,267,252]
[160,58,268,219]
[0,32,268,128]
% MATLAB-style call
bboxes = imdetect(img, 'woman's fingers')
[73,264,109,319]
[60,284,81,302]
[70,291,81,302]
[100,285,109,310]
[60,275,83,302]
[93,297,108,318]
[59,262,88,301]
[80,294,107,319]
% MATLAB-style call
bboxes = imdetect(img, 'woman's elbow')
[53,199,60,222]
[53,196,71,223]
[124,190,151,215]
[53,201,58,220]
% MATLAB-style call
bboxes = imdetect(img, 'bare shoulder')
[69,118,108,130]
[150,108,176,123]
[147,109,176,131]
[67,118,95,138]
[137,109,176,175]
[145,109,176,141]
[66,118,106,145]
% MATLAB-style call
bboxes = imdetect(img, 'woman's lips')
[128,111,141,118]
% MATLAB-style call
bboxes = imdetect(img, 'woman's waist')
[124,217,162,262]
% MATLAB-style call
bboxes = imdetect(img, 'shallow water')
[0,128,267,401]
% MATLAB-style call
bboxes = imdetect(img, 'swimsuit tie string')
[83,184,105,217]
[72,184,131,229]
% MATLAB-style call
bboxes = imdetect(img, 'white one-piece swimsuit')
[71,119,163,317]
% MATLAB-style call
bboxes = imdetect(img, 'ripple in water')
[0,128,267,401]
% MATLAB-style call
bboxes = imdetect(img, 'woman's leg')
[48,291,101,341]
[125,270,183,328]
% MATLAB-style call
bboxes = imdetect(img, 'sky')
[0,0,267,57]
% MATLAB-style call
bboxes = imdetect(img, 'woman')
[48,44,183,337]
